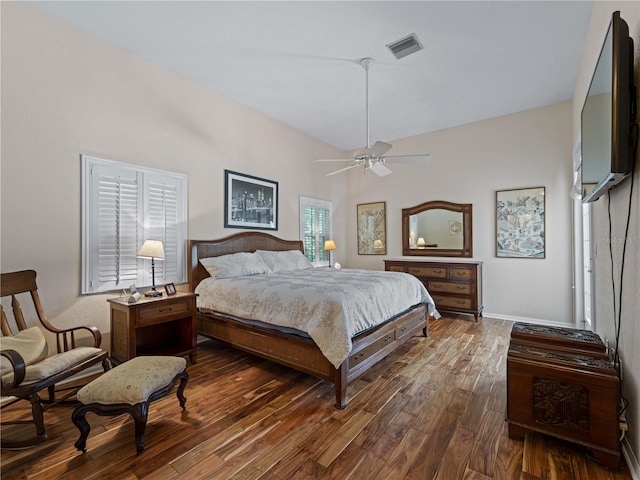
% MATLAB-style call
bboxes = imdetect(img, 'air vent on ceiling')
[386,33,423,60]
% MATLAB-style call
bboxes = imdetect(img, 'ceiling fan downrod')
[360,57,374,150]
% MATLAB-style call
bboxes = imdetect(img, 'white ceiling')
[29,1,593,152]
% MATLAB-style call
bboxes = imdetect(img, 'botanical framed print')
[357,201,386,255]
[225,170,278,230]
[496,187,545,258]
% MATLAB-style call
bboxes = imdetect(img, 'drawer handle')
[456,301,467,305]
[455,272,467,276]
[456,286,466,291]
[159,307,173,313]
[433,283,442,288]
[433,270,443,274]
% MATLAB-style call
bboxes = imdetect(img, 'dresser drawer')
[137,299,192,326]
[428,281,471,295]
[433,295,472,310]
[450,267,473,281]
[387,265,405,273]
[407,265,447,279]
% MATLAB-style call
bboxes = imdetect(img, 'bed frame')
[188,231,428,409]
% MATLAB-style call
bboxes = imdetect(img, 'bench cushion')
[77,356,187,405]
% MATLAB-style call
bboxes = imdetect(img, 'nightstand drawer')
[137,299,192,326]
[407,266,447,278]
[429,281,471,295]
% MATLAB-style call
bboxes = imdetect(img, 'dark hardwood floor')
[1,316,632,479]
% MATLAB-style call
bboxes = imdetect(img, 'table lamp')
[324,239,336,267]
[137,240,165,297]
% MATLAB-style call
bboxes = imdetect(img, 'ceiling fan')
[318,57,431,177]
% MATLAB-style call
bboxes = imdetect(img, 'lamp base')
[145,290,163,298]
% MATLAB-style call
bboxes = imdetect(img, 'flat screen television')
[581,11,636,203]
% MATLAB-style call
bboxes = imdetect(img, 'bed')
[188,231,438,409]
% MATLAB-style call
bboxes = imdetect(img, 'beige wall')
[0,2,346,337]
[345,102,574,326]
[573,1,640,472]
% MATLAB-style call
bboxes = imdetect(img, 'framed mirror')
[402,201,472,257]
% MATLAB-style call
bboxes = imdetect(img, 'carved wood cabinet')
[385,260,483,320]
[506,323,620,469]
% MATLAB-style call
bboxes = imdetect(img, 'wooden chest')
[506,323,620,469]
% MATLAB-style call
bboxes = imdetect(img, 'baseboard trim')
[481,312,574,328]
[622,437,640,479]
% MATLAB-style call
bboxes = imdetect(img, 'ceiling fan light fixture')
[387,33,423,60]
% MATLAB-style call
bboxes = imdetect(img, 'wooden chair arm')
[1,349,26,389]
[49,325,103,353]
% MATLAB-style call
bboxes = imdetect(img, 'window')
[299,196,332,267]
[82,155,187,293]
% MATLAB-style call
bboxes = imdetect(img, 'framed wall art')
[357,201,386,255]
[496,186,545,258]
[225,170,278,230]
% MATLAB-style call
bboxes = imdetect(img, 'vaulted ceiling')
[29,1,593,151]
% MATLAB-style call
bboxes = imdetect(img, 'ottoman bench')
[72,356,188,455]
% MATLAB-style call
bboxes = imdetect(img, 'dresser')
[108,292,198,365]
[384,260,483,320]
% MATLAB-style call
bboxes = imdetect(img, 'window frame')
[81,155,187,294]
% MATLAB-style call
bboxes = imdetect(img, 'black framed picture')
[224,170,278,230]
[164,283,177,295]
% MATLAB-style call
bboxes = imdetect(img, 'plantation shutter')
[82,156,187,293]
[317,206,331,263]
[299,197,332,266]
[143,173,183,287]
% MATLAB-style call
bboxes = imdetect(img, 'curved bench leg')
[175,371,189,409]
[72,405,91,452]
[132,403,148,455]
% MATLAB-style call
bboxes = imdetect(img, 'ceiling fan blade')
[369,162,392,177]
[326,163,360,176]
[384,154,432,164]
[316,158,354,162]
[368,141,393,158]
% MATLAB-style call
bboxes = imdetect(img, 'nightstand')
[108,292,198,365]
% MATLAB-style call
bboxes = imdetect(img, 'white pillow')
[0,326,49,377]
[200,252,270,279]
[256,249,313,272]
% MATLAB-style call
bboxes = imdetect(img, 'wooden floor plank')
[1,316,632,480]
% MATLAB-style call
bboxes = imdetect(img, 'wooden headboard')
[188,231,304,290]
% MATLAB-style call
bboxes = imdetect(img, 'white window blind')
[82,155,187,293]
[299,196,332,267]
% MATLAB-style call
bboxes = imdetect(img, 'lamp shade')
[417,237,426,247]
[323,239,336,251]
[137,240,165,259]
[373,239,384,249]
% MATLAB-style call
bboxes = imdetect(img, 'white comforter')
[195,268,439,368]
